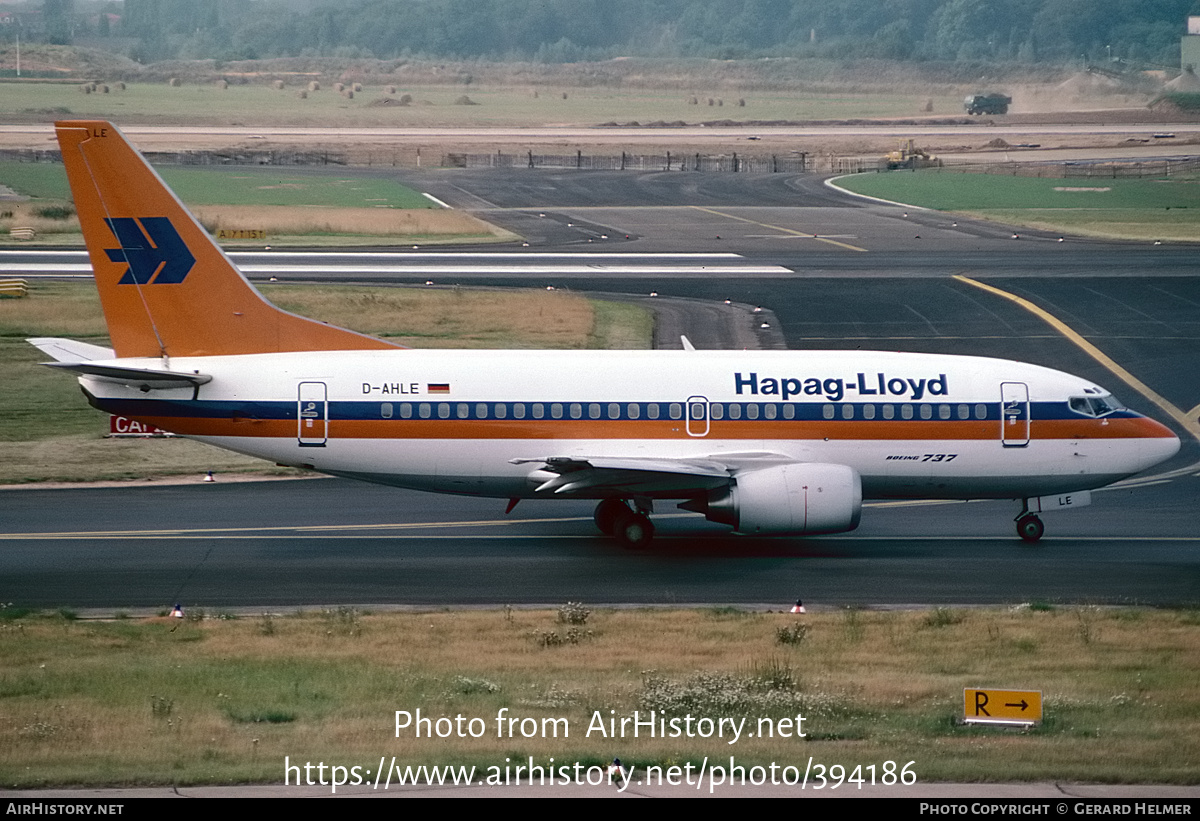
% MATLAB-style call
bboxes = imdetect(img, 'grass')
[0,282,652,482]
[833,169,1200,241]
[0,80,969,128]
[0,162,514,246]
[0,605,1197,787]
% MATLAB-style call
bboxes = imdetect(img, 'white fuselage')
[80,348,1180,502]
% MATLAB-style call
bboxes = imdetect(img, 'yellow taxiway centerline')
[954,275,1200,443]
[690,206,868,252]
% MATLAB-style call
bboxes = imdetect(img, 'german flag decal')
[428,383,451,394]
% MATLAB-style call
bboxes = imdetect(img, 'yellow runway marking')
[954,275,1200,443]
[691,206,868,252]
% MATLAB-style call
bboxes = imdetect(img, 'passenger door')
[1000,382,1030,447]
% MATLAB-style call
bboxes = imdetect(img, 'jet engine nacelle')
[700,463,863,535]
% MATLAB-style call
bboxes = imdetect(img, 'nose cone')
[1136,417,1181,471]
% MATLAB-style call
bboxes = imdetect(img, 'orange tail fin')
[55,121,399,358]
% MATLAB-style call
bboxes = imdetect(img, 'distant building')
[1183,16,1200,70]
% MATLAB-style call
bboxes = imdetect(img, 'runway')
[4,165,1199,608]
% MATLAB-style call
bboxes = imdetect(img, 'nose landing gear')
[1016,513,1044,543]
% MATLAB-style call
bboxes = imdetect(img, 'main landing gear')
[594,499,655,549]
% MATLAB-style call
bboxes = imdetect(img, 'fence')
[442,150,808,173]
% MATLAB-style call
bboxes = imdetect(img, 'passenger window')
[381,402,393,419]
[901,404,913,420]
[551,403,563,419]
[710,403,724,420]
[728,404,742,420]
[939,404,951,420]
[669,403,683,420]
[882,404,894,420]
[494,404,507,419]
[569,403,582,419]
[532,403,544,419]
[957,404,969,420]
[419,403,431,419]
[627,403,640,420]
[476,403,488,418]
[822,404,835,419]
[783,405,795,420]
[400,403,412,419]
[438,403,450,419]
[975,403,987,420]
[764,404,777,420]
[747,404,759,420]
[863,404,875,420]
[647,403,660,420]
[513,403,526,419]
[920,404,932,420]
[608,403,620,419]
[457,403,469,419]
[841,404,854,420]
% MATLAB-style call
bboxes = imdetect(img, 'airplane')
[30,120,1180,548]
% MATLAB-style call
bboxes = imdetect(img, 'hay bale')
[688,96,698,104]
[385,85,396,94]
[297,90,308,99]
[922,98,933,112]
[343,89,354,99]
[353,83,363,92]
[561,92,567,99]
[116,82,126,91]
[308,81,320,91]
[169,78,181,87]
[334,82,345,92]
[707,98,714,106]
[273,80,285,90]
[717,98,723,106]
[454,95,477,105]
[399,93,413,105]
[99,84,109,94]
[737,98,745,107]
[216,79,229,89]
[80,84,91,94]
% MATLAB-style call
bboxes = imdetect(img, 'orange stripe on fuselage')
[121,415,1174,441]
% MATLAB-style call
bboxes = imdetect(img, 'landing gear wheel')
[1016,514,1044,543]
[593,499,629,535]
[614,511,655,549]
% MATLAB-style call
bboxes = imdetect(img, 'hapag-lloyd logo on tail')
[104,217,196,285]
[735,371,949,402]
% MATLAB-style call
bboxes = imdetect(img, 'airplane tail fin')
[55,121,399,358]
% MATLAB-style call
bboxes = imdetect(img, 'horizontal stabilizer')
[43,361,212,391]
[27,337,116,363]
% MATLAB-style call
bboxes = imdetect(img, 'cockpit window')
[1069,394,1124,417]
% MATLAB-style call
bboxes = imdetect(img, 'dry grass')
[1,606,1198,787]
[191,205,515,245]
[261,284,638,349]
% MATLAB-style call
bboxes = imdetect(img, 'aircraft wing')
[510,452,797,496]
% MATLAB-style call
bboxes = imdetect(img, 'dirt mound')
[983,137,1011,148]
[1165,68,1200,92]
